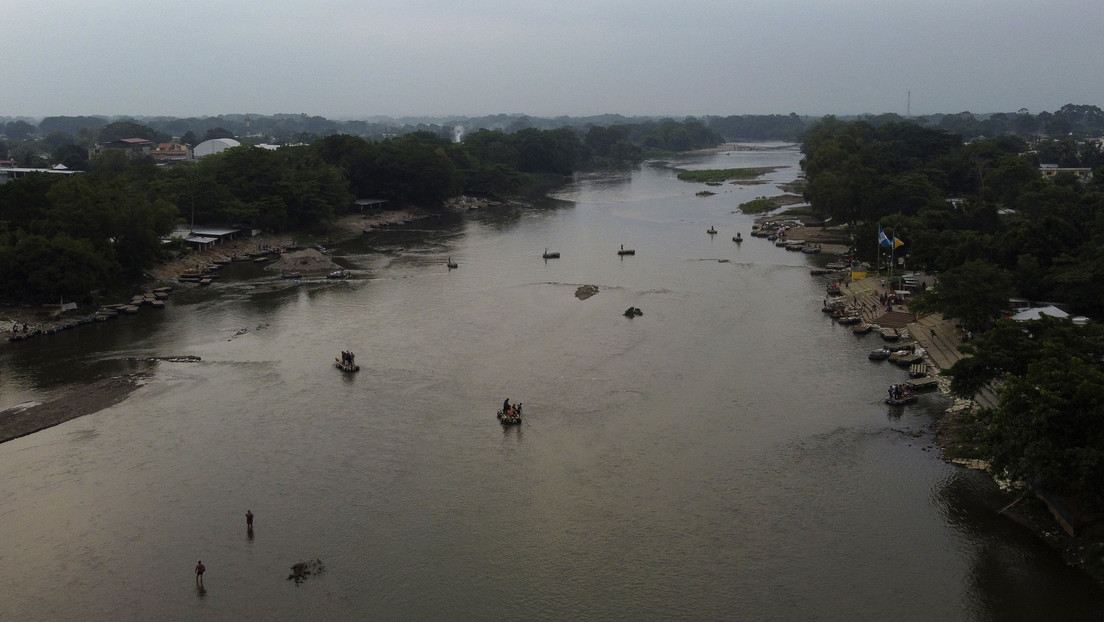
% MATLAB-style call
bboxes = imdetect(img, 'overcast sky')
[3,0,1101,120]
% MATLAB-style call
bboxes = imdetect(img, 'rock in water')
[575,284,599,300]
[288,557,324,585]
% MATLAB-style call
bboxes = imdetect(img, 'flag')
[893,237,904,249]
[878,226,891,248]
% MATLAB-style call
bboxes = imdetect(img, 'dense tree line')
[799,116,1104,498]
[0,118,718,304]
[800,116,1104,319]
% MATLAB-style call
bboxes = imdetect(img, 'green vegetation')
[676,167,774,183]
[737,198,777,214]
[800,115,1104,501]
[0,118,720,304]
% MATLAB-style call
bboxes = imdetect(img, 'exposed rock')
[575,284,599,300]
[287,557,324,585]
[266,248,341,276]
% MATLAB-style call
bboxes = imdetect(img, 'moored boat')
[733,233,743,243]
[868,347,891,360]
[327,269,348,279]
[707,226,717,235]
[542,248,560,259]
[880,328,900,341]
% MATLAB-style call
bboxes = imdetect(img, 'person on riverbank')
[195,560,206,587]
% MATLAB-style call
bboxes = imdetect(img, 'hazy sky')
[3,0,1101,119]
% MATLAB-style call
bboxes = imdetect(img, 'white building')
[193,138,242,158]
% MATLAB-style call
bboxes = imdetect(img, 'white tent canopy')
[1011,305,1069,321]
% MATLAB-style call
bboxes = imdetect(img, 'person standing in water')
[246,510,254,530]
[195,560,206,587]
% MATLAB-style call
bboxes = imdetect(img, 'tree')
[988,341,1104,494]
[53,143,90,170]
[202,127,235,141]
[0,234,115,303]
[910,259,1014,330]
[4,120,37,141]
[100,120,163,142]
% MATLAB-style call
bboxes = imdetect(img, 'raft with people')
[335,350,359,372]
[497,400,523,425]
[884,384,917,406]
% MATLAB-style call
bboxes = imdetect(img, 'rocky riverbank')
[825,272,1104,582]
[1,198,498,336]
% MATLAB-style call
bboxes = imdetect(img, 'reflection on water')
[1,146,1101,620]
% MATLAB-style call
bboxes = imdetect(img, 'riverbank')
[832,272,1104,581]
[0,197,501,443]
[0,374,148,443]
[1,198,497,336]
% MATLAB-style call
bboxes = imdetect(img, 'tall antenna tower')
[906,91,911,118]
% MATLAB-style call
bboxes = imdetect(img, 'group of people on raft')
[501,398,522,417]
[337,350,356,366]
[887,384,912,401]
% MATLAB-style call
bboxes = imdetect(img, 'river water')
[2,145,1101,620]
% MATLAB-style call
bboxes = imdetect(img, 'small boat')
[497,403,523,425]
[281,270,301,279]
[447,257,458,269]
[733,233,742,243]
[868,347,891,360]
[335,351,359,372]
[890,349,924,366]
[837,315,862,325]
[885,388,918,406]
[707,226,717,235]
[852,322,873,334]
[618,247,635,256]
[542,248,560,259]
[880,328,900,342]
[327,269,347,279]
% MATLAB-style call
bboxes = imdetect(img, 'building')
[88,137,154,158]
[152,142,191,163]
[1039,163,1093,182]
[193,138,241,158]
[0,166,80,185]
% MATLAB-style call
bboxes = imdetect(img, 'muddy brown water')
[2,145,1101,620]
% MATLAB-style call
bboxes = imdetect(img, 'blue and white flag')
[878,226,891,248]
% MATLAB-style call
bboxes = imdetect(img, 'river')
[1,144,1101,620]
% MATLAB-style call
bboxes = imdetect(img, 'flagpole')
[889,229,895,290]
